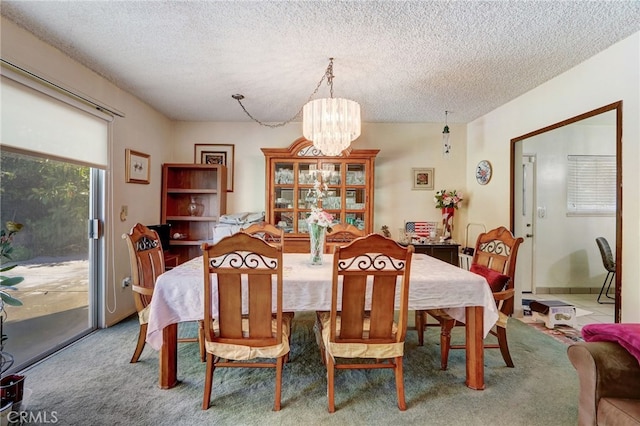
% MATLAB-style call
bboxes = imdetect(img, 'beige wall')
[467,32,640,322]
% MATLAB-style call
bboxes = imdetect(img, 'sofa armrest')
[567,341,640,426]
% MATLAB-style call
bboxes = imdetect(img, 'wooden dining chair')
[201,232,292,411]
[415,226,523,370]
[315,233,414,413]
[324,223,365,253]
[122,223,204,363]
[242,222,294,335]
[241,221,284,248]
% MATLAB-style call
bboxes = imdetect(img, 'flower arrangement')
[306,207,334,228]
[305,178,334,265]
[306,179,334,228]
[434,189,464,209]
[306,179,328,208]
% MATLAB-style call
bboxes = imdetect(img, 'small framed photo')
[412,168,434,190]
[194,144,235,192]
[125,149,150,184]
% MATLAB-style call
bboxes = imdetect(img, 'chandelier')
[232,58,361,156]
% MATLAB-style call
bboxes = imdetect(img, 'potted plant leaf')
[0,221,25,416]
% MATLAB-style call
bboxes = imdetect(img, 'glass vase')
[187,196,203,216]
[309,223,326,265]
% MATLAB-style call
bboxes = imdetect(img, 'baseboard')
[534,287,600,294]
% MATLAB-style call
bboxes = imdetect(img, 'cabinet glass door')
[297,212,310,234]
[274,211,294,234]
[345,212,366,230]
[273,162,295,229]
[297,188,315,210]
[320,162,342,185]
[322,188,341,210]
[298,162,318,184]
[346,163,366,185]
[274,162,294,184]
[345,188,366,210]
[275,187,294,209]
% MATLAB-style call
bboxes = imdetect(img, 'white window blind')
[0,70,111,168]
[567,155,616,215]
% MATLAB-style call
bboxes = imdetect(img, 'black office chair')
[595,237,615,304]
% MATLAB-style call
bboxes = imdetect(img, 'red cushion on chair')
[470,264,511,292]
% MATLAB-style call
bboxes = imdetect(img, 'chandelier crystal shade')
[302,97,361,156]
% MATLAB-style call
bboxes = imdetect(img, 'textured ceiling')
[2,1,639,124]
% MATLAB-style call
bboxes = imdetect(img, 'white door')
[515,155,536,295]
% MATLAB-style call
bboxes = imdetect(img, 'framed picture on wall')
[125,149,150,184]
[194,144,235,192]
[411,167,434,190]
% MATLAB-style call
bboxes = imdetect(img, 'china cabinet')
[161,163,227,263]
[262,138,379,253]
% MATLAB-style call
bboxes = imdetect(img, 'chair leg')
[130,322,147,363]
[198,321,205,362]
[273,356,284,411]
[415,310,425,346]
[496,326,514,368]
[315,313,327,365]
[597,272,615,304]
[327,356,336,413]
[202,353,215,410]
[440,319,455,370]
[394,356,407,411]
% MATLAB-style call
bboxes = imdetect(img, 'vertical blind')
[0,68,111,169]
[567,155,616,215]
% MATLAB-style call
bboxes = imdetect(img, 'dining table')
[146,252,498,391]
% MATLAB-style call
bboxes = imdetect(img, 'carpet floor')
[19,312,579,425]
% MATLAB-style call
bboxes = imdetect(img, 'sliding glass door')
[0,149,100,373]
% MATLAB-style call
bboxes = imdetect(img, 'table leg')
[159,323,178,389]
[465,306,485,390]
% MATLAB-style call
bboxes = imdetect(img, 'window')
[567,155,616,215]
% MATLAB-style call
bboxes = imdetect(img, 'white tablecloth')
[146,253,498,350]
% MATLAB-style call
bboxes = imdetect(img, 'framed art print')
[194,144,235,192]
[125,149,150,184]
[412,168,434,190]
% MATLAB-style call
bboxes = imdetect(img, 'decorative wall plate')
[476,160,492,185]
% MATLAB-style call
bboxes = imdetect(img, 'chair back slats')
[338,275,367,339]
[242,222,284,248]
[202,232,282,349]
[122,223,165,310]
[217,274,243,339]
[248,274,274,338]
[369,275,397,339]
[325,223,365,253]
[331,234,414,344]
[471,226,523,315]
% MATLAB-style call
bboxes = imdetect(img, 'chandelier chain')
[233,58,335,128]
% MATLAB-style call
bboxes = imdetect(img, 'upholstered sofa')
[567,341,640,425]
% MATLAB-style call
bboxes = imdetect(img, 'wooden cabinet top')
[261,137,379,159]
